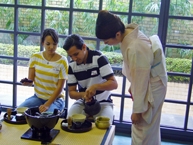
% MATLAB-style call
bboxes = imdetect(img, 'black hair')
[63,34,84,51]
[95,10,125,39]
[41,28,59,44]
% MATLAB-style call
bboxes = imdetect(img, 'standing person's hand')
[131,113,142,125]
[128,87,131,94]
[128,87,133,101]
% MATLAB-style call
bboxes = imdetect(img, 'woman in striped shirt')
[18,28,68,113]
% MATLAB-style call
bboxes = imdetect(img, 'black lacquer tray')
[61,119,92,133]
[3,111,27,124]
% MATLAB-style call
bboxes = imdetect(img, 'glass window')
[0,0,193,138]
[74,0,99,10]
[119,15,128,26]
[0,0,14,4]
[167,19,193,46]
[0,7,14,30]
[84,40,97,50]
[191,85,193,102]
[131,16,159,37]
[166,50,192,74]
[99,41,121,52]
[170,0,193,16]
[132,0,161,14]
[18,0,42,6]
[103,0,130,12]
[0,59,13,81]
[18,34,40,46]
[0,33,14,56]
[57,37,67,57]
[0,83,13,106]
[72,12,97,37]
[166,48,193,59]
[17,85,34,106]
[188,105,193,129]
[18,8,41,32]
[111,76,125,95]
[111,96,121,120]
[58,38,67,53]
[124,79,131,95]
[18,34,41,58]
[45,10,69,35]
[99,46,123,67]
[166,81,189,101]
[161,103,186,128]
[17,61,29,83]
[123,98,132,122]
[46,0,70,8]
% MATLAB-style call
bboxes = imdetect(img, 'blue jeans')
[18,94,65,112]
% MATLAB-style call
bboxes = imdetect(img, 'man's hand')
[84,85,97,102]
[131,113,142,125]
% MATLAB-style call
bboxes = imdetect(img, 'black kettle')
[83,96,101,116]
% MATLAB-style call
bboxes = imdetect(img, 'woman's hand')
[20,78,33,86]
[22,82,33,86]
[128,87,131,94]
[39,104,49,113]
[131,113,142,125]
[128,87,133,101]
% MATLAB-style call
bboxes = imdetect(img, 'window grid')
[0,0,193,141]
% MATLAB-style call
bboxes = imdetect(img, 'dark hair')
[95,10,125,39]
[63,34,84,51]
[41,28,59,44]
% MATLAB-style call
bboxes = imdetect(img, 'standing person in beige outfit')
[95,10,167,145]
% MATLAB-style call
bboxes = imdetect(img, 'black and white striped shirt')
[68,48,114,101]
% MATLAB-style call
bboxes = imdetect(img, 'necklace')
[46,53,55,64]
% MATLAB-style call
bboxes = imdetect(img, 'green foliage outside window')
[0,43,192,83]
[0,0,192,46]
[0,0,192,78]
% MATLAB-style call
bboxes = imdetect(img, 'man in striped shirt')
[63,34,118,123]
